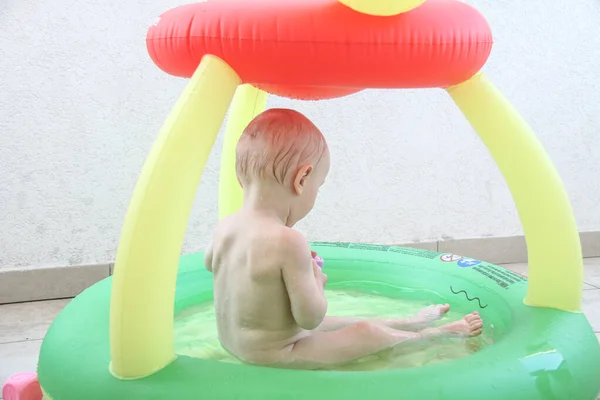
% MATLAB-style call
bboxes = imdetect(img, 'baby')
[204,108,483,370]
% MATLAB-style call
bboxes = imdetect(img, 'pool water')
[174,289,493,371]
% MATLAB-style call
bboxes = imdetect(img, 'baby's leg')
[281,313,483,370]
[317,304,451,332]
[285,321,422,369]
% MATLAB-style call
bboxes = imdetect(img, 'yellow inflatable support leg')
[337,0,426,16]
[109,55,240,379]
[447,73,583,312]
[218,85,268,219]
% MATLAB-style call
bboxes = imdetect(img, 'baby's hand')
[311,250,324,268]
[310,249,326,287]
[317,271,328,289]
[313,262,328,289]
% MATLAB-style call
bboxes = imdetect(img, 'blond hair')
[236,108,327,185]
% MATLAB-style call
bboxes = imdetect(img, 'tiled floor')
[1,260,599,399]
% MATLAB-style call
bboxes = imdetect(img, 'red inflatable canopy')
[147,0,493,100]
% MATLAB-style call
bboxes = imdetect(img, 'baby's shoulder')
[213,214,238,235]
[256,226,309,260]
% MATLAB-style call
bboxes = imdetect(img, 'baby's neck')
[242,183,294,226]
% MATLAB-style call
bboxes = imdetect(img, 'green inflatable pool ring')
[38,243,600,400]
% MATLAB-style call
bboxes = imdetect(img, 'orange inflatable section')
[147,0,493,100]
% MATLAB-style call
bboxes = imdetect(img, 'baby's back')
[210,213,305,363]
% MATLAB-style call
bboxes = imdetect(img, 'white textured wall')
[1,0,599,268]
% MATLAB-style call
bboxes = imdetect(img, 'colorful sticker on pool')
[440,253,463,262]
[457,258,482,267]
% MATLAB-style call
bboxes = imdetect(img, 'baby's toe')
[464,313,479,323]
[471,321,483,330]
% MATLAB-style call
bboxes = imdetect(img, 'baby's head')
[236,108,329,221]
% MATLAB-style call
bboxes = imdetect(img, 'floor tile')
[581,231,600,258]
[0,340,42,396]
[0,299,70,344]
[584,258,600,288]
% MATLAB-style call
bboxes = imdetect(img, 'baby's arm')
[204,240,214,272]
[281,231,327,330]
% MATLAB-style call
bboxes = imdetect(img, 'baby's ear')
[293,164,313,195]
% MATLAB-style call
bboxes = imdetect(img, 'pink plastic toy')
[2,372,43,400]
[313,256,324,268]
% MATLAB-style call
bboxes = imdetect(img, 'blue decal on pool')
[457,258,482,267]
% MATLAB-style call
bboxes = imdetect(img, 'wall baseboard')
[1,231,598,304]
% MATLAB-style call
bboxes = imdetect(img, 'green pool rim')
[37,243,600,400]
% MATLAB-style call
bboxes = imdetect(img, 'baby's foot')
[438,312,483,337]
[421,312,483,339]
[405,304,450,330]
[416,304,450,322]
[394,304,450,331]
